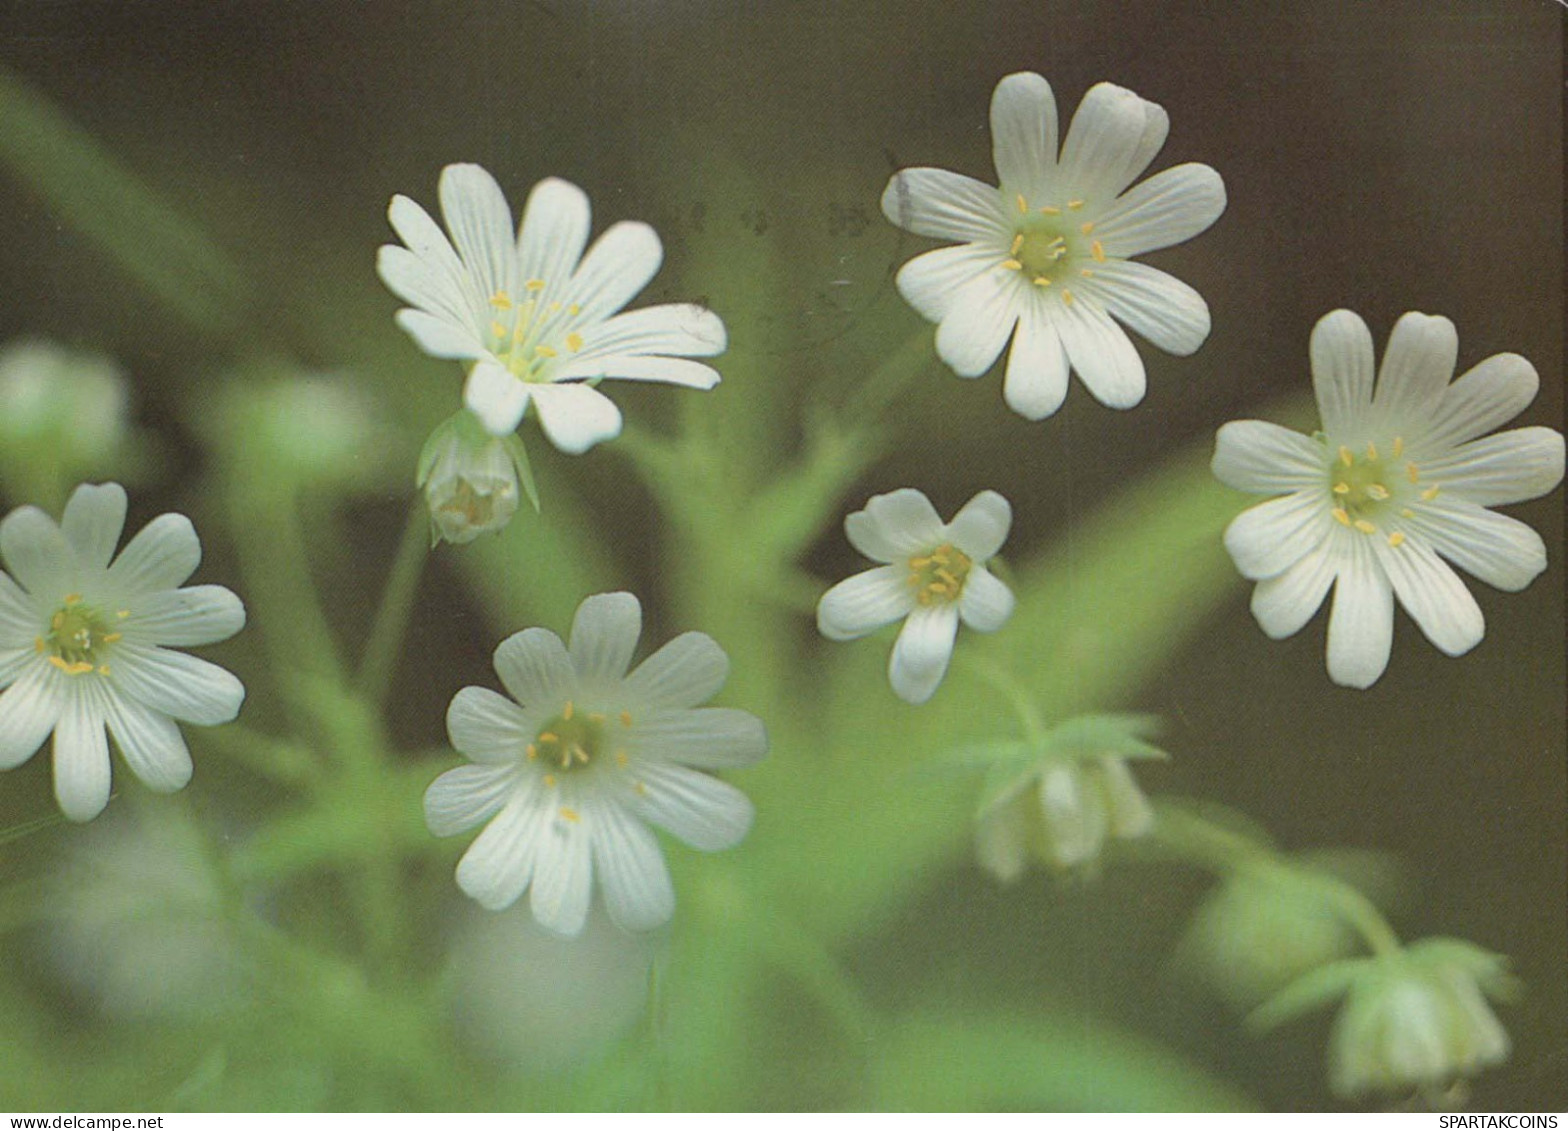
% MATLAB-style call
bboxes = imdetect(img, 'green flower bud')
[0,340,135,504]
[418,411,535,546]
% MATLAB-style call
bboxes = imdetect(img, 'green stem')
[959,652,1048,742]
[354,501,429,708]
[843,327,938,421]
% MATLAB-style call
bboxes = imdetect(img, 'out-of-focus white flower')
[1214,310,1565,688]
[417,411,534,546]
[0,483,246,821]
[0,340,139,503]
[817,488,1014,705]
[425,592,766,937]
[378,164,726,453]
[881,72,1225,418]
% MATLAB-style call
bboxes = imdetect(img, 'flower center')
[1000,194,1108,304]
[36,594,122,676]
[1327,437,1440,547]
[485,286,587,382]
[907,543,973,606]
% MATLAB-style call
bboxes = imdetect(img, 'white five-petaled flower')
[1214,309,1565,689]
[426,592,767,937]
[0,484,246,821]
[817,489,1015,705]
[378,164,726,454]
[881,72,1226,419]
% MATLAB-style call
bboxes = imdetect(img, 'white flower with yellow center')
[0,483,245,821]
[426,592,766,937]
[1214,310,1565,689]
[817,489,1015,705]
[378,164,726,453]
[882,72,1225,418]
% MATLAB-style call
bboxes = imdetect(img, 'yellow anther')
[1015,194,1029,214]
[64,594,81,606]
[489,291,513,309]
[97,665,110,675]
[1061,289,1074,305]
[1332,508,1352,526]
[1388,532,1406,548]
[101,632,121,644]
[1332,482,1351,495]
[634,782,648,796]
[1091,240,1106,263]
[489,320,507,339]
[567,303,581,316]
[1421,485,1441,501]
[619,711,633,727]
[526,743,538,760]
[50,612,65,631]
[538,731,559,743]
[1339,445,1354,467]
[935,568,959,586]
[571,744,589,765]
[1079,269,1094,278]
[1067,199,1084,210]
[116,610,130,619]
[1001,258,1023,272]
[909,553,933,568]
[588,712,606,724]
[615,750,629,767]
[1365,484,1390,501]
[535,345,558,358]
[524,278,545,292]
[566,332,584,352]
[1406,463,1421,484]
[559,807,579,823]
[1353,519,1377,535]
[1039,205,1061,215]
[1393,437,1405,458]
[1081,222,1096,236]
[1009,233,1024,255]
[543,774,557,787]
[563,701,575,721]
[1365,442,1378,461]
[48,656,94,676]
[547,301,561,313]
[1401,508,1415,519]
[1032,276,1051,286]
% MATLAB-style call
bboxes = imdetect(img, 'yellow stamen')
[563,701,575,721]
[1079,269,1094,278]
[1421,485,1441,501]
[1001,258,1023,271]
[1401,508,1416,519]
[570,744,589,765]
[1081,221,1096,236]
[489,291,513,309]
[559,807,579,822]
[48,656,94,676]
[33,637,45,653]
[1393,436,1405,458]
[64,594,81,606]
[1365,484,1390,501]
[1406,463,1421,484]
[619,711,633,727]
[634,782,648,796]
[1015,194,1028,214]
[567,303,581,316]
[489,320,507,339]
[1061,289,1074,306]
[547,301,561,313]
[538,731,559,743]
[588,712,606,724]
[1067,199,1084,210]
[1009,233,1024,255]
[1332,482,1351,495]
[543,774,557,787]
[1353,519,1377,534]
[1332,508,1352,526]
[1365,441,1379,461]
[1038,205,1061,215]
[1032,276,1051,286]
[101,632,121,644]
[524,278,545,292]
[51,612,65,630]
[1091,239,1106,263]
[1388,532,1406,548]
[566,332,584,352]
[97,665,110,675]
[615,750,629,767]
[1338,445,1354,467]
[535,345,558,358]
[526,744,538,760]
[116,610,130,619]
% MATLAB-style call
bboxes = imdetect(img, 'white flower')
[0,484,246,821]
[1214,310,1565,688]
[816,489,1015,705]
[425,592,767,937]
[378,164,726,453]
[881,72,1225,418]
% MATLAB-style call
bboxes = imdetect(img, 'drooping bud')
[418,410,536,546]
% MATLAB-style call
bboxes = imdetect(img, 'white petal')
[590,802,675,932]
[895,244,1007,324]
[0,506,74,597]
[1310,310,1376,440]
[463,361,532,436]
[1055,298,1146,409]
[631,760,754,851]
[387,193,474,313]
[888,603,959,705]
[1223,489,1331,580]
[1002,310,1070,421]
[438,163,518,302]
[492,627,575,708]
[0,661,62,769]
[1372,312,1457,429]
[101,689,191,793]
[1084,260,1210,357]
[1038,761,1106,867]
[1424,352,1539,451]
[1420,427,1565,507]
[1212,420,1326,495]
[377,244,474,331]
[0,570,40,646]
[1250,544,1336,639]
[845,489,944,560]
[106,513,201,595]
[958,568,1014,633]
[935,272,1021,377]
[880,167,1008,242]
[569,592,642,684]
[52,686,110,822]
[990,71,1058,200]
[529,807,593,936]
[1372,536,1483,658]
[516,177,592,298]
[816,566,913,641]
[528,382,623,455]
[632,707,767,770]
[447,686,532,764]
[553,354,720,390]
[1325,537,1394,689]
[394,308,488,361]
[572,304,726,362]
[455,787,547,911]
[624,631,728,709]
[1059,83,1168,203]
[122,585,244,647]
[974,793,1031,883]
[424,762,520,836]
[1100,757,1155,838]
[60,483,127,572]
[0,647,31,689]
[108,643,244,725]
[1404,497,1547,593]
[945,489,1012,561]
[564,220,662,325]
[1094,163,1227,258]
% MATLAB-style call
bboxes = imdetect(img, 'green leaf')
[1247,957,1371,1032]
[0,65,250,337]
